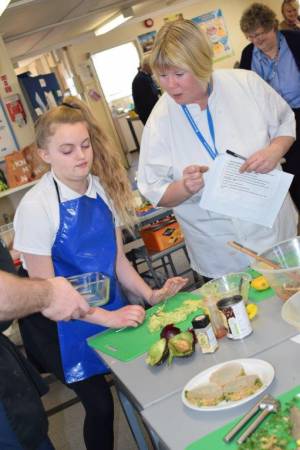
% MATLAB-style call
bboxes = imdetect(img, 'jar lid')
[217,295,242,309]
[192,314,210,329]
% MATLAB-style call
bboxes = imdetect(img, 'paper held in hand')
[199,154,293,228]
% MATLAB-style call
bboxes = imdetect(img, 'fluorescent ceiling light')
[0,0,11,16]
[94,12,132,36]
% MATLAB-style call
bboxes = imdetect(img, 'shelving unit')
[0,179,39,223]
[0,180,38,199]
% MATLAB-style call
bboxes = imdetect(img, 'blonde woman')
[280,0,300,30]
[13,97,186,450]
[137,19,297,281]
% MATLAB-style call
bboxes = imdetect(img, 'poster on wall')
[0,99,18,162]
[5,94,27,128]
[192,9,232,61]
[137,31,157,53]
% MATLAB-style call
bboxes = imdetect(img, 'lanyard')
[181,104,218,160]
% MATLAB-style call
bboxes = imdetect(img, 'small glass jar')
[204,295,228,339]
[192,314,218,353]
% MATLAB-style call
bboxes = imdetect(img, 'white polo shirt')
[14,171,119,257]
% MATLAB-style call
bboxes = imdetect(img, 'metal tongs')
[223,394,280,445]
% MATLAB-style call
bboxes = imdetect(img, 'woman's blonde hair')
[35,96,136,228]
[282,0,299,15]
[150,19,213,83]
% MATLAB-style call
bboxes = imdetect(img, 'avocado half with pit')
[167,331,195,365]
[146,338,169,367]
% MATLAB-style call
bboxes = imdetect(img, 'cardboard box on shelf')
[140,216,184,253]
[5,150,32,188]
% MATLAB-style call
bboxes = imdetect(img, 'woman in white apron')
[138,19,298,280]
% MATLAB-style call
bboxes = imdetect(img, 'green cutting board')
[186,385,300,450]
[88,292,203,362]
[246,268,274,304]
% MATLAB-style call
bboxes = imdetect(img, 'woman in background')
[280,0,300,31]
[240,3,300,211]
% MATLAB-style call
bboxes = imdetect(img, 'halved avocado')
[167,331,195,365]
[146,338,169,367]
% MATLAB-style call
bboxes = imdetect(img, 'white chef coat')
[137,69,298,278]
[14,171,119,262]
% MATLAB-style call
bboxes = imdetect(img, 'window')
[91,42,140,103]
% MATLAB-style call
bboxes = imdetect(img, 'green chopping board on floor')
[88,292,203,362]
[186,384,300,450]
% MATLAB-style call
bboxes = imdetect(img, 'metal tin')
[216,295,252,340]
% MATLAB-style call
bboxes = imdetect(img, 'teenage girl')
[14,97,186,450]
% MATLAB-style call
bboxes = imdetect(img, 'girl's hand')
[148,277,188,305]
[240,146,282,174]
[102,305,145,329]
[182,165,208,195]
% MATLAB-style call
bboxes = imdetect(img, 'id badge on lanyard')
[181,104,218,161]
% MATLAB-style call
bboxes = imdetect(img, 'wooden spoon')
[227,241,280,270]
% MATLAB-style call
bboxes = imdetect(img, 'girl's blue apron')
[51,179,126,384]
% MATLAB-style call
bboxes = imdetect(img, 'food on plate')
[167,331,195,364]
[246,303,258,320]
[185,383,223,407]
[184,362,263,408]
[209,362,245,387]
[251,275,270,291]
[146,338,168,367]
[223,374,263,401]
[147,299,203,333]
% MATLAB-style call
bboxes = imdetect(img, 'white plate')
[182,358,274,412]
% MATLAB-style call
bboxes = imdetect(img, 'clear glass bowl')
[68,272,110,307]
[252,236,300,301]
[281,291,300,331]
[198,272,251,304]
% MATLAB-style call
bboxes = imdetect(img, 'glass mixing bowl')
[198,272,251,303]
[68,272,110,307]
[252,236,300,301]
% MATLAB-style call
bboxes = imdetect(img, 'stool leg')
[183,245,190,262]
[145,254,164,288]
[166,253,178,276]
[161,255,170,278]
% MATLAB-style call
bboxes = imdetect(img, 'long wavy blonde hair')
[35,96,136,228]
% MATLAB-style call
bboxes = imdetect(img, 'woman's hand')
[240,143,287,174]
[98,305,146,329]
[182,165,208,195]
[148,277,188,305]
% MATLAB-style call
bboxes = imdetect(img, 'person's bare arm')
[23,253,146,328]
[0,271,90,321]
[240,136,295,173]
[115,229,187,305]
[158,165,208,207]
